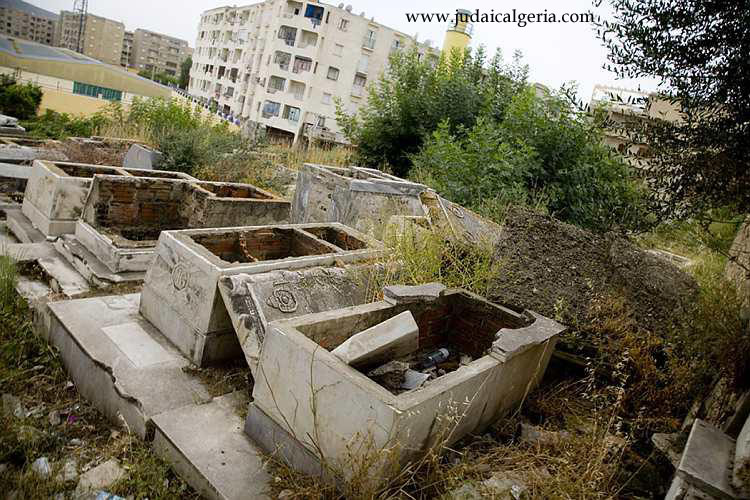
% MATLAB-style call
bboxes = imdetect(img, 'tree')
[179,56,192,90]
[335,47,528,177]
[596,0,750,217]
[0,75,42,120]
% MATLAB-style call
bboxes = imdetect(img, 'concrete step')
[54,235,146,287]
[152,392,271,500]
[46,293,213,439]
[5,206,45,243]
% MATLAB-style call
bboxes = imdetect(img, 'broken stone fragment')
[367,360,409,390]
[652,432,684,468]
[331,310,418,368]
[2,393,26,419]
[75,459,126,495]
[518,423,570,447]
[401,369,430,390]
[482,470,529,499]
[383,283,446,305]
[734,415,750,497]
[31,457,51,478]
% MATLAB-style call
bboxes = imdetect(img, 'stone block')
[331,310,419,367]
[122,143,162,170]
[72,175,289,274]
[21,160,194,237]
[248,286,564,477]
[218,263,385,373]
[676,419,736,499]
[291,163,502,245]
[139,223,385,366]
[734,415,750,497]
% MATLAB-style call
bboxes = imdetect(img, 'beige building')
[129,28,191,77]
[0,0,57,46]
[55,11,124,67]
[189,1,439,144]
[121,30,133,68]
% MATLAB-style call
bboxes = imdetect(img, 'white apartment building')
[189,0,439,144]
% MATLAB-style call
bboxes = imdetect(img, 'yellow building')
[442,9,473,57]
[0,35,170,116]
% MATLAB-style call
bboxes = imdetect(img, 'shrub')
[21,109,105,139]
[410,90,650,233]
[0,76,42,120]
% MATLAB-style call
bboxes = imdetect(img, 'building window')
[363,29,376,49]
[338,18,349,31]
[333,43,343,56]
[262,100,281,118]
[322,93,332,105]
[292,56,312,74]
[268,76,285,92]
[278,25,296,46]
[283,105,300,122]
[327,66,339,81]
[353,74,367,87]
[73,82,122,101]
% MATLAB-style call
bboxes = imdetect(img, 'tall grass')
[0,254,17,310]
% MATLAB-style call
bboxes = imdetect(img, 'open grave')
[140,223,386,366]
[292,163,502,244]
[246,283,565,477]
[56,175,290,285]
[18,160,194,237]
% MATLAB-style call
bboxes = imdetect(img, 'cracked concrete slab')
[152,392,271,500]
[46,293,213,438]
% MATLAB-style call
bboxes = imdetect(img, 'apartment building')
[121,30,134,68]
[55,11,125,66]
[0,0,57,46]
[128,28,191,77]
[189,0,439,144]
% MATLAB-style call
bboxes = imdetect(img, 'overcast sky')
[34,0,659,101]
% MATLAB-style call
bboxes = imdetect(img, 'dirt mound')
[488,208,698,332]
[47,140,130,166]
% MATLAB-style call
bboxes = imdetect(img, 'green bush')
[410,89,650,232]
[0,75,42,120]
[21,109,105,139]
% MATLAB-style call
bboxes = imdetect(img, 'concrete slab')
[46,294,213,438]
[54,235,146,287]
[0,221,19,245]
[218,263,385,373]
[36,250,91,297]
[152,392,271,500]
[331,310,419,367]
[5,207,46,243]
[734,416,750,497]
[677,419,736,499]
[0,241,57,262]
[123,143,162,170]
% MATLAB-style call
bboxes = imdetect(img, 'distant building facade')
[55,11,124,66]
[189,1,439,145]
[121,30,134,68]
[128,28,191,77]
[0,0,57,46]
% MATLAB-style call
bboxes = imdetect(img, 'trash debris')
[2,393,26,419]
[367,360,410,390]
[401,369,430,390]
[420,348,450,369]
[31,456,51,478]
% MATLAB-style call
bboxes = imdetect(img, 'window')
[338,18,349,31]
[327,66,339,81]
[283,105,300,122]
[278,25,296,46]
[363,29,376,49]
[333,43,343,56]
[293,56,312,73]
[354,74,367,87]
[358,54,369,74]
[262,100,281,118]
[316,115,326,128]
[73,82,122,101]
[322,93,332,105]
[268,76,285,92]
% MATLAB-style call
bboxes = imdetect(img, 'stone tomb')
[246,283,565,477]
[292,163,502,244]
[218,263,385,373]
[71,175,290,275]
[21,160,194,237]
[139,223,385,366]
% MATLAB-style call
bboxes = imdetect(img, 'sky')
[33,0,660,101]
